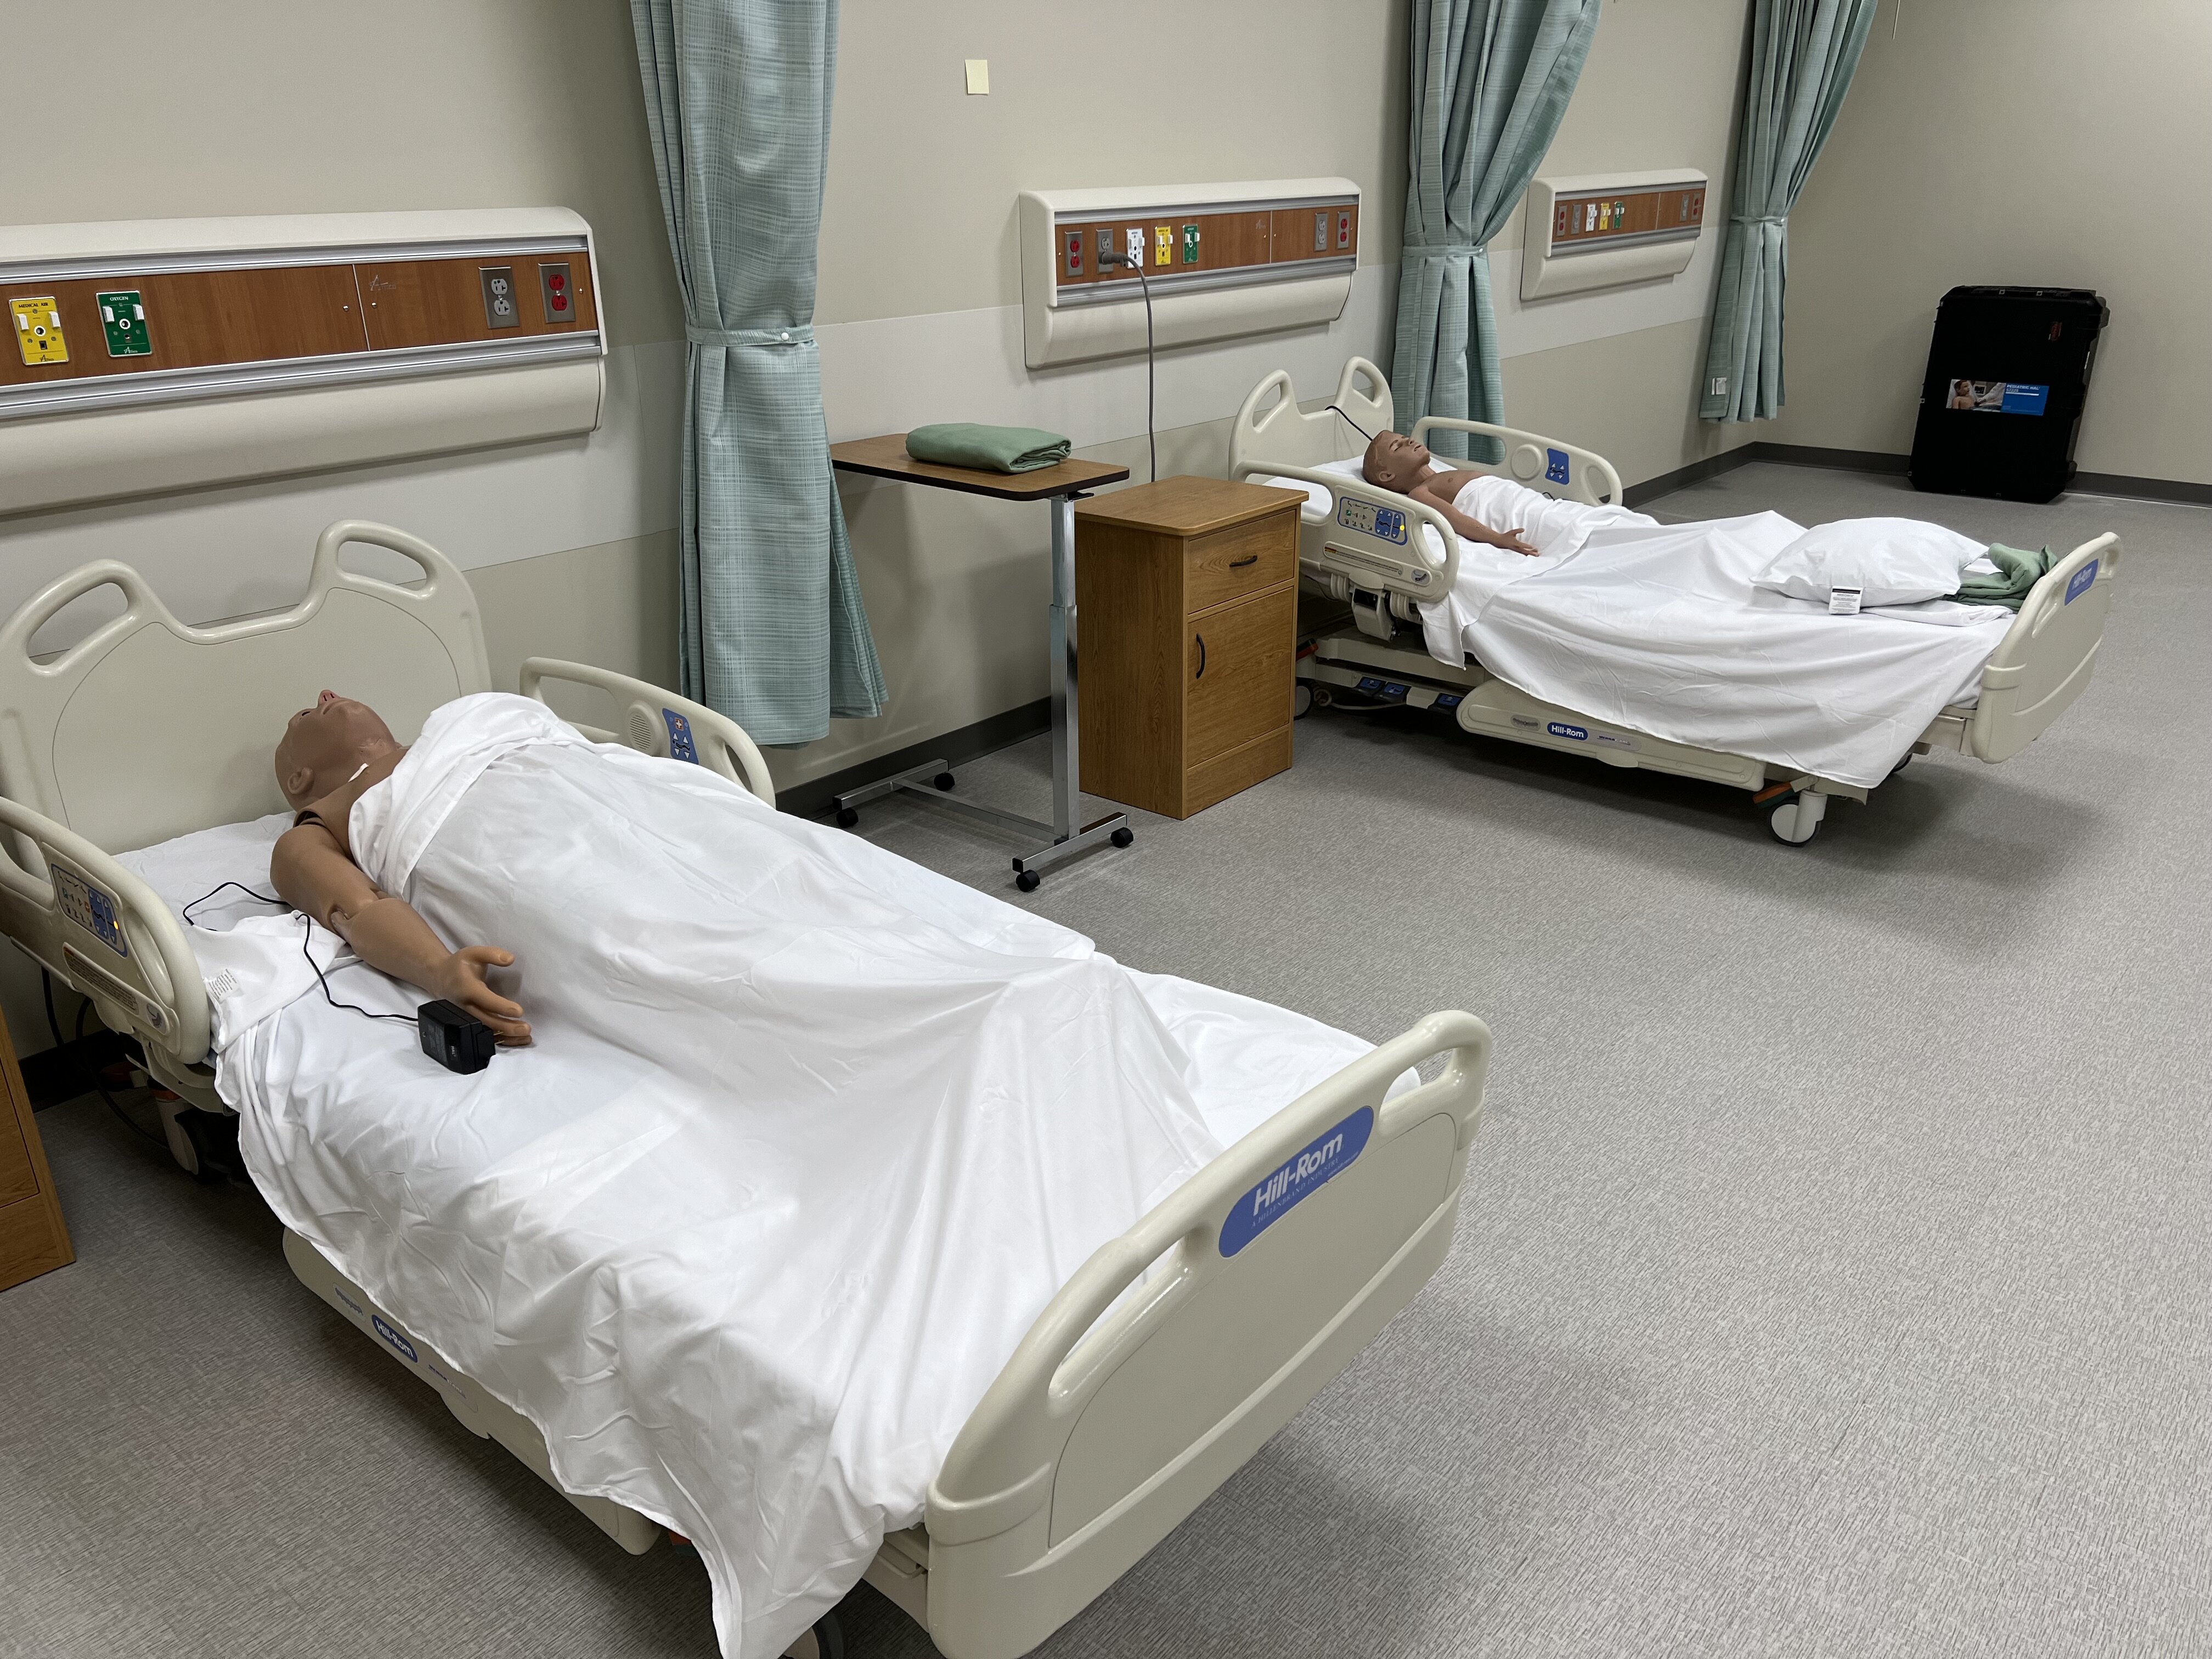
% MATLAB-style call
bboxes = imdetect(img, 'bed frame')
[0,523,1493,1659]
[1228,358,2121,844]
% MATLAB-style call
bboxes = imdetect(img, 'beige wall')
[1771,1,2212,483]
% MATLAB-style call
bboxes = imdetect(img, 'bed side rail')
[1226,357,1392,480]
[1410,415,1623,506]
[1227,460,1462,616]
[0,794,210,1063]
[518,658,775,806]
[1967,532,2119,765]
[923,1009,1491,1659]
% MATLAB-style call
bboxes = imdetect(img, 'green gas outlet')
[1181,223,1200,264]
[97,291,150,357]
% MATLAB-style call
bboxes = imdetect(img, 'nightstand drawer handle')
[1228,554,1259,569]
[1194,633,1206,679]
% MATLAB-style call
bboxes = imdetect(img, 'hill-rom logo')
[1219,1106,1374,1257]
[1548,721,1588,740]
[371,1314,419,1364]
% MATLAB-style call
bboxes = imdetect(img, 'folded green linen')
[1957,543,2053,611]
[904,422,1071,473]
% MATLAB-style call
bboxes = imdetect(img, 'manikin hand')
[433,946,531,1045]
[1495,532,1539,557]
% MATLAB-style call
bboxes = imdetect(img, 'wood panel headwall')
[0,209,606,515]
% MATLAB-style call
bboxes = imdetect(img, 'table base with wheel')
[827,436,1137,890]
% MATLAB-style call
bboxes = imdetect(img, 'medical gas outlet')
[11,296,67,365]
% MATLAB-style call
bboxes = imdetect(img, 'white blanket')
[122,695,1391,1659]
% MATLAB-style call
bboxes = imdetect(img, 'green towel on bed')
[1957,543,2053,611]
[905,422,1071,473]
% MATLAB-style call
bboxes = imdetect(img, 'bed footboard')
[1967,532,2119,764]
[922,1010,1491,1659]
[518,658,775,805]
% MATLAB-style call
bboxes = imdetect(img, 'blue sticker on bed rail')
[2064,558,2098,605]
[662,708,699,763]
[1545,447,1571,484]
[1220,1106,1374,1258]
[371,1314,419,1364]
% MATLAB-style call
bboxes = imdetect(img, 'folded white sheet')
[126,696,1399,1659]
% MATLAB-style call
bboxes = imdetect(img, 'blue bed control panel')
[662,708,699,763]
[1336,496,1408,545]
[54,866,127,956]
[1356,675,1410,703]
[2064,558,2098,605]
[1220,1106,1374,1258]
[1546,447,1571,485]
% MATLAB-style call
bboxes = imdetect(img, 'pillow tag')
[1828,585,1863,616]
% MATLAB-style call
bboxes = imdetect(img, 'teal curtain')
[1392,0,1600,461]
[631,0,885,744]
[1699,0,1880,422]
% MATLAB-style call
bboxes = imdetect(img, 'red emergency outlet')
[1065,230,1084,275]
[539,262,575,324]
[1336,211,1352,250]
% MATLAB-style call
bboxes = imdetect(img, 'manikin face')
[275,691,399,809]
[1362,430,1433,493]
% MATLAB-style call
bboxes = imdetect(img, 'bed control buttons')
[53,866,128,956]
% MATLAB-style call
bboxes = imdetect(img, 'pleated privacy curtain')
[1392,0,1600,460]
[1699,0,1879,422]
[631,0,885,744]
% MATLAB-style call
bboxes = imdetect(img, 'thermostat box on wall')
[1520,170,1708,301]
[1019,179,1359,369]
[0,208,605,516]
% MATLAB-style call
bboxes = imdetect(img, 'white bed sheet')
[119,701,1397,1659]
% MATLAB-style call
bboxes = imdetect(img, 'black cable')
[77,994,165,1148]
[1102,250,1158,483]
[1327,402,1377,447]
[41,965,65,1053]
[183,881,413,1028]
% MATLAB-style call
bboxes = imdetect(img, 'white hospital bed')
[0,522,1492,1659]
[1228,359,2120,844]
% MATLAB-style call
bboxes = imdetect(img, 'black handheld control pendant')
[418,1000,498,1074]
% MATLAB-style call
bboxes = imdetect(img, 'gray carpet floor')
[4,462,2205,1658]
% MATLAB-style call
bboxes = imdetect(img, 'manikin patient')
[1362,430,1539,556]
[270,691,529,1043]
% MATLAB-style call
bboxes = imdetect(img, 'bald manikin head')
[1362,430,1435,494]
[275,691,402,810]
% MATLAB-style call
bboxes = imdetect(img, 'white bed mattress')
[117,700,1397,1659]
[1256,461,2010,787]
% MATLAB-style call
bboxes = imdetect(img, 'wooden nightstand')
[1,1009,73,1292]
[1074,476,1305,819]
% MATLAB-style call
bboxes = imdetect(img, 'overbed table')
[827,435,1134,890]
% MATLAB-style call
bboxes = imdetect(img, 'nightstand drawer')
[1185,511,1295,615]
[1186,584,1296,765]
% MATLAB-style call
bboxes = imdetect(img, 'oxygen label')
[2064,559,2097,604]
[1219,1107,1373,1258]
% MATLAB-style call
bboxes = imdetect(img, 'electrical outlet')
[1125,227,1143,268]
[10,296,67,365]
[479,266,521,330]
[1097,228,1114,268]
[538,262,574,325]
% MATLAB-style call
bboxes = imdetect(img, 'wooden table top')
[828,433,1130,501]
[1071,474,1308,537]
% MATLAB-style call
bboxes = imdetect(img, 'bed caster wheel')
[782,1612,845,1659]
[1889,752,1912,776]
[1768,795,1824,846]
[834,806,860,829]
[933,771,956,791]
[1293,683,1314,720]
[1110,826,1134,848]
[1015,869,1042,893]
[1312,686,1335,710]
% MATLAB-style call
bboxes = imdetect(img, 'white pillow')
[1754,517,1988,609]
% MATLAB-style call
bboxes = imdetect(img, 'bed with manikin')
[0,523,1491,1659]
[1229,358,2119,844]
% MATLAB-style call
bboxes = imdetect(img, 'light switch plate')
[963,58,988,94]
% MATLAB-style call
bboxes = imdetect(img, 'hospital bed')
[0,522,1492,1659]
[1228,359,2120,844]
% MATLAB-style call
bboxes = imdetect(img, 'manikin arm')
[1408,476,1538,556]
[270,823,531,1043]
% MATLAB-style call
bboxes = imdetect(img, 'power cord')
[1101,249,1158,482]
[183,881,414,1027]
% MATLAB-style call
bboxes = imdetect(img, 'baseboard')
[1747,442,1912,476]
[777,697,1052,820]
[2068,471,2212,507]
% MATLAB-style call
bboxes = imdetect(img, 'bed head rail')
[923,1009,1491,1659]
[1968,532,2119,764]
[1228,356,1393,478]
[0,520,492,854]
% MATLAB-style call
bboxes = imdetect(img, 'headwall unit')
[0,209,605,515]
[1519,170,1708,301]
[1019,179,1359,369]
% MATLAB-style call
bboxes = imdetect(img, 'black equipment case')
[1908,286,2107,504]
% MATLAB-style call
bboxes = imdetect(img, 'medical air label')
[1219,1107,1373,1257]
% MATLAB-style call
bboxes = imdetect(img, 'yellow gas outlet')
[1154,225,1171,266]
[11,296,69,365]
